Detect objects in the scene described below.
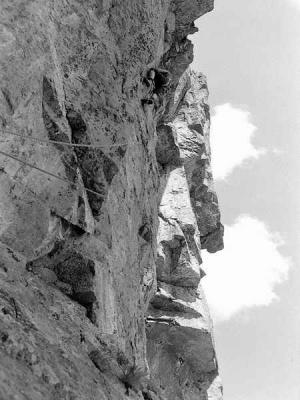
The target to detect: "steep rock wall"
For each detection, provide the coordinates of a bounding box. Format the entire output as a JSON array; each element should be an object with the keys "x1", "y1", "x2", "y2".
[
  {"x1": 0, "y1": 1, "x2": 223, "y2": 399},
  {"x1": 147, "y1": 71, "x2": 223, "y2": 400}
]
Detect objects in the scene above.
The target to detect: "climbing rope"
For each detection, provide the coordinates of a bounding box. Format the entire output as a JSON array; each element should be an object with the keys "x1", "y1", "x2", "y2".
[
  {"x1": 1, "y1": 129, "x2": 127, "y2": 149},
  {"x1": 0, "y1": 149, "x2": 104, "y2": 198}
]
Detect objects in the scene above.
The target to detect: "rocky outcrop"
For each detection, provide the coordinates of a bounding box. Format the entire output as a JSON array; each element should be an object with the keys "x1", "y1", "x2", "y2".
[
  {"x1": 0, "y1": 1, "x2": 223, "y2": 399},
  {"x1": 146, "y1": 71, "x2": 223, "y2": 400}
]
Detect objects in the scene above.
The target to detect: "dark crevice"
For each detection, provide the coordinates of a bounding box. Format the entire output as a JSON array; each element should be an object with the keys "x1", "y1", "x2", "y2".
[
  {"x1": 66, "y1": 109, "x2": 119, "y2": 218},
  {"x1": 27, "y1": 237, "x2": 98, "y2": 324},
  {"x1": 89, "y1": 350, "x2": 107, "y2": 373},
  {"x1": 0, "y1": 331, "x2": 9, "y2": 343},
  {"x1": 72, "y1": 292, "x2": 97, "y2": 324},
  {"x1": 60, "y1": 215, "x2": 87, "y2": 237},
  {"x1": 203, "y1": 103, "x2": 210, "y2": 121},
  {"x1": 188, "y1": 123, "x2": 203, "y2": 136},
  {"x1": 42, "y1": 77, "x2": 62, "y2": 117},
  {"x1": 142, "y1": 391, "x2": 153, "y2": 400},
  {"x1": 6, "y1": 247, "x2": 20, "y2": 262},
  {"x1": 1, "y1": 88, "x2": 14, "y2": 114},
  {"x1": 139, "y1": 223, "x2": 152, "y2": 243},
  {"x1": 53, "y1": 253, "x2": 97, "y2": 323},
  {"x1": 155, "y1": 124, "x2": 180, "y2": 167},
  {"x1": 120, "y1": 366, "x2": 148, "y2": 395}
]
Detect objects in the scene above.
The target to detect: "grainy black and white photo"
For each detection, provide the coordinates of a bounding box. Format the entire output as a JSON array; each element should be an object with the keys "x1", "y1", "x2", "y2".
[{"x1": 0, "y1": 1, "x2": 299, "y2": 399}]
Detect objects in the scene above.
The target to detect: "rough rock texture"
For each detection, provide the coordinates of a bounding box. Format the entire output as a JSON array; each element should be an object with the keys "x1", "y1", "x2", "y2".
[
  {"x1": 147, "y1": 71, "x2": 223, "y2": 400},
  {"x1": 0, "y1": 1, "x2": 223, "y2": 399}
]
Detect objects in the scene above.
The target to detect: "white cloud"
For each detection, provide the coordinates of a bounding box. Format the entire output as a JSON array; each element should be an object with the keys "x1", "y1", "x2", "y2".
[
  {"x1": 289, "y1": 0, "x2": 300, "y2": 9},
  {"x1": 210, "y1": 103, "x2": 265, "y2": 180},
  {"x1": 202, "y1": 215, "x2": 291, "y2": 323},
  {"x1": 271, "y1": 148, "x2": 284, "y2": 156}
]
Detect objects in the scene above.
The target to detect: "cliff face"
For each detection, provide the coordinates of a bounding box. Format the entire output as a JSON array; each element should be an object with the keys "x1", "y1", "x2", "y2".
[
  {"x1": 147, "y1": 70, "x2": 223, "y2": 400},
  {"x1": 0, "y1": 1, "x2": 223, "y2": 399}
]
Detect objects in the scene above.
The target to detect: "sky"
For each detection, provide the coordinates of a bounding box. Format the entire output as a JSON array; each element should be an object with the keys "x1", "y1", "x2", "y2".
[{"x1": 191, "y1": 1, "x2": 300, "y2": 399}]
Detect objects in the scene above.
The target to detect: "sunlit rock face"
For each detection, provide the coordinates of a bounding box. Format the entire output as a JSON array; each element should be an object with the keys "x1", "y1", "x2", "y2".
[
  {"x1": 0, "y1": 1, "x2": 222, "y2": 399},
  {"x1": 147, "y1": 71, "x2": 223, "y2": 400}
]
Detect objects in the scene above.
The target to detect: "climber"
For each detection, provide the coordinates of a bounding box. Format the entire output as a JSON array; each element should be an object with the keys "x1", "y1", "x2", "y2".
[
  {"x1": 152, "y1": 93, "x2": 160, "y2": 109},
  {"x1": 153, "y1": 68, "x2": 171, "y2": 92},
  {"x1": 147, "y1": 68, "x2": 156, "y2": 83},
  {"x1": 142, "y1": 69, "x2": 156, "y2": 92},
  {"x1": 145, "y1": 68, "x2": 171, "y2": 93},
  {"x1": 141, "y1": 68, "x2": 171, "y2": 111},
  {"x1": 141, "y1": 70, "x2": 155, "y2": 109}
]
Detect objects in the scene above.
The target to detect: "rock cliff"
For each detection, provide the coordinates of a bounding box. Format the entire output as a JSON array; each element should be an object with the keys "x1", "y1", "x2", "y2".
[{"x1": 0, "y1": 1, "x2": 223, "y2": 399}]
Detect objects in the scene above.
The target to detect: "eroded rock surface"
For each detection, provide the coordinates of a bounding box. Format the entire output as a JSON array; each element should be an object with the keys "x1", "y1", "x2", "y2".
[
  {"x1": 0, "y1": 1, "x2": 223, "y2": 399},
  {"x1": 147, "y1": 71, "x2": 223, "y2": 400}
]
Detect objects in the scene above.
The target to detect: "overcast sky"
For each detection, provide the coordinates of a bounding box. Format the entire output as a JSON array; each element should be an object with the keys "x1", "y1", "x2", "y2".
[{"x1": 192, "y1": 0, "x2": 300, "y2": 399}]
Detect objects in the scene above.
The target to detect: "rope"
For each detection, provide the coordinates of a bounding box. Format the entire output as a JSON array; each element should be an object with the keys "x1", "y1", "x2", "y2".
[
  {"x1": 1, "y1": 130, "x2": 127, "y2": 149},
  {"x1": 0, "y1": 149, "x2": 104, "y2": 198}
]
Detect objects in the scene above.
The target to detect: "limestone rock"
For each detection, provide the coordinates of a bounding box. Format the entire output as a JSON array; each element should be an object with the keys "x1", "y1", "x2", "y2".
[
  {"x1": 173, "y1": 71, "x2": 224, "y2": 253},
  {"x1": 0, "y1": 1, "x2": 223, "y2": 399},
  {"x1": 147, "y1": 71, "x2": 223, "y2": 399}
]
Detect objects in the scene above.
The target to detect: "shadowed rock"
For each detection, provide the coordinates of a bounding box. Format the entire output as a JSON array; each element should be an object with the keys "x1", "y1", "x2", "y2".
[{"x1": 0, "y1": 1, "x2": 222, "y2": 399}]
